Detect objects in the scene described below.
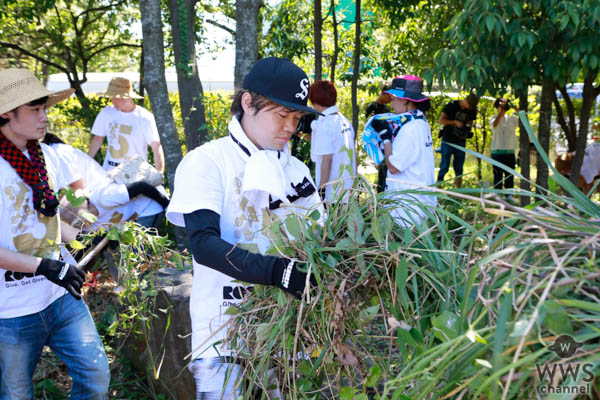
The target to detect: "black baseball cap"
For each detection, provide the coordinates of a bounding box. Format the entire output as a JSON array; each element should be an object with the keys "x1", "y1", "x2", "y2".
[{"x1": 243, "y1": 57, "x2": 321, "y2": 115}]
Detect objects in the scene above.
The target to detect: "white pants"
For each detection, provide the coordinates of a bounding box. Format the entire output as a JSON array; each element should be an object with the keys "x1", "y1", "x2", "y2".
[{"x1": 190, "y1": 358, "x2": 242, "y2": 400}]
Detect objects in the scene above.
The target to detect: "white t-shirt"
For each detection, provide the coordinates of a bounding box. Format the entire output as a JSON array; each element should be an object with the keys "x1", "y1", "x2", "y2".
[
  {"x1": 91, "y1": 105, "x2": 160, "y2": 171},
  {"x1": 0, "y1": 144, "x2": 74, "y2": 318},
  {"x1": 581, "y1": 143, "x2": 600, "y2": 184},
  {"x1": 50, "y1": 143, "x2": 163, "y2": 227},
  {"x1": 310, "y1": 105, "x2": 356, "y2": 201},
  {"x1": 167, "y1": 117, "x2": 321, "y2": 360},
  {"x1": 490, "y1": 114, "x2": 518, "y2": 153},
  {"x1": 386, "y1": 116, "x2": 437, "y2": 226}
]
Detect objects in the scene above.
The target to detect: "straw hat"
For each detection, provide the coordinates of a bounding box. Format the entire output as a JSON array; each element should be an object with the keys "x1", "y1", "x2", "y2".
[
  {"x1": 0, "y1": 68, "x2": 75, "y2": 115},
  {"x1": 102, "y1": 77, "x2": 142, "y2": 99}
]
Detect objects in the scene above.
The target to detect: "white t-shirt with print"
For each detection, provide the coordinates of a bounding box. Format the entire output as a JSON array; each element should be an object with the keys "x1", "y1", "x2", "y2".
[
  {"x1": 386, "y1": 117, "x2": 437, "y2": 226},
  {"x1": 0, "y1": 144, "x2": 75, "y2": 318},
  {"x1": 91, "y1": 105, "x2": 160, "y2": 171},
  {"x1": 310, "y1": 105, "x2": 356, "y2": 201},
  {"x1": 167, "y1": 117, "x2": 322, "y2": 360},
  {"x1": 490, "y1": 114, "x2": 518, "y2": 153},
  {"x1": 51, "y1": 143, "x2": 163, "y2": 227}
]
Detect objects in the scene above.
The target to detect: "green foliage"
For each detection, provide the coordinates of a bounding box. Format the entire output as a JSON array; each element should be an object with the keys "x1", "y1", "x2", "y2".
[
  {"x1": 0, "y1": 0, "x2": 140, "y2": 81},
  {"x1": 226, "y1": 114, "x2": 600, "y2": 399},
  {"x1": 429, "y1": 0, "x2": 600, "y2": 93}
]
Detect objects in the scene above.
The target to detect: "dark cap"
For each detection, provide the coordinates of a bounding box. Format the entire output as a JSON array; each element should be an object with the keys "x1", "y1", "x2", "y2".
[
  {"x1": 243, "y1": 57, "x2": 321, "y2": 115},
  {"x1": 384, "y1": 75, "x2": 429, "y2": 102}
]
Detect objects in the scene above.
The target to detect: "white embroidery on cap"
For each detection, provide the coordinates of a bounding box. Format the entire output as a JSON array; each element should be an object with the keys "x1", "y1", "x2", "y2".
[{"x1": 295, "y1": 78, "x2": 309, "y2": 100}]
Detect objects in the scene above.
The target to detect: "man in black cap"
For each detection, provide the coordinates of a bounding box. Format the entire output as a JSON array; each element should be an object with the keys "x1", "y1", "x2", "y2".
[{"x1": 167, "y1": 57, "x2": 323, "y2": 398}]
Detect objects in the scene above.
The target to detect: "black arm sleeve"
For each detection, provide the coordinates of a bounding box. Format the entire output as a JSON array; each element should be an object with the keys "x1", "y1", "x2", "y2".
[
  {"x1": 126, "y1": 181, "x2": 170, "y2": 209},
  {"x1": 183, "y1": 209, "x2": 287, "y2": 286}
]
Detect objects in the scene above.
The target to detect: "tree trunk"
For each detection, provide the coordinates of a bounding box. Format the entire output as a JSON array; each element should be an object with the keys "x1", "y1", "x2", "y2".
[
  {"x1": 140, "y1": 0, "x2": 187, "y2": 248},
  {"x1": 138, "y1": 47, "x2": 145, "y2": 100},
  {"x1": 70, "y1": 81, "x2": 91, "y2": 113},
  {"x1": 330, "y1": 0, "x2": 338, "y2": 83},
  {"x1": 536, "y1": 78, "x2": 553, "y2": 193},
  {"x1": 552, "y1": 86, "x2": 576, "y2": 151},
  {"x1": 168, "y1": 0, "x2": 209, "y2": 151},
  {"x1": 234, "y1": 0, "x2": 262, "y2": 91},
  {"x1": 140, "y1": 0, "x2": 183, "y2": 194},
  {"x1": 518, "y1": 90, "x2": 530, "y2": 206},
  {"x1": 569, "y1": 71, "x2": 598, "y2": 187},
  {"x1": 313, "y1": 0, "x2": 322, "y2": 81},
  {"x1": 351, "y1": 0, "x2": 361, "y2": 135}
]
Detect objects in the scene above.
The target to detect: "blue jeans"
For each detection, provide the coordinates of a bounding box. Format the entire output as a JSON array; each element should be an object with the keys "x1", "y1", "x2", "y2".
[
  {"x1": 0, "y1": 294, "x2": 109, "y2": 399},
  {"x1": 437, "y1": 141, "x2": 466, "y2": 182}
]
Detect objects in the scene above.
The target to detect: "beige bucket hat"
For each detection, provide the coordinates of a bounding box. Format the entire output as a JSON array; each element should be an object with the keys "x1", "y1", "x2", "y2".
[
  {"x1": 0, "y1": 68, "x2": 75, "y2": 115},
  {"x1": 102, "y1": 77, "x2": 142, "y2": 99}
]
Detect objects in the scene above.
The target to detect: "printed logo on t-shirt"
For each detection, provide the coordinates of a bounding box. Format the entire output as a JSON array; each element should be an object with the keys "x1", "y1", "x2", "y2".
[
  {"x1": 108, "y1": 122, "x2": 132, "y2": 160},
  {"x1": 5, "y1": 180, "x2": 59, "y2": 259},
  {"x1": 223, "y1": 285, "x2": 253, "y2": 300}
]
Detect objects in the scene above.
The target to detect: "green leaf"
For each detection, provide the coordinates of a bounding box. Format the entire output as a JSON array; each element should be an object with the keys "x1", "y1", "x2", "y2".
[
  {"x1": 485, "y1": 14, "x2": 495, "y2": 33},
  {"x1": 69, "y1": 239, "x2": 85, "y2": 250},
  {"x1": 512, "y1": 2, "x2": 522, "y2": 17},
  {"x1": 560, "y1": 14, "x2": 570, "y2": 30},
  {"x1": 339, "y1": 386, "x2": 356, "y2": 400},
  {"x1": 517, "y1": 32, "x2": 527, "y2": 47},
  {"x1": 346, "y1": 201, "x2": 364, "y2": 243},
  {"x1": 366, "y1": 365, "x2": 381, "y2": 387},
  {"x1": 372, "y1": 216, "x2": 383, "y2": 243},
  {"x1": 432, "y1": 311, "x2": 460, "y2": 341},
  {"x1": 557, "y1": 299, "x2": 600, "y2": 313},
  {"x1": 107, "y1": 228, "x2": 119, "y2": 241},
  {"x1": 121, "y1": 230, "x2": 134, "y2": 245},
  {"x1": 359, "y1": 305, "x2": 379, "y2": 323},
  {"x1": 541, "y1": 301, "x2": 574, "y2": 336},
  {"x1": 590, "y1": 54, "x2": 598, "y2": 70},
  {"x1": 285, "y1": 216, "x2": 301, "y2": 240}
]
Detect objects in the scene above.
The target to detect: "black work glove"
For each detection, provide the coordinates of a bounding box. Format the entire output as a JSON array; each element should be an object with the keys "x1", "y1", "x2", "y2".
[
  {"x1": 272, "y1": 258, "x2": 317, "y2": 299},
  {"x1": 36, "y1": 258, "x2": 86, "y2": 300},
  {"x1": 371, "y1": 119, "x2": 393, "y2": 143},
  {"x1": 126, "y1": 181, "x2": 170, "y2": 209}
]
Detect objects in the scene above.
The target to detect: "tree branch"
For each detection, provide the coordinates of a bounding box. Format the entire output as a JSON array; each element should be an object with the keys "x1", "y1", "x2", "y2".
[
  {"x1": 205, "y1": 19, "x2": 235, "y2": 36},
  {"x1": 88, "y1": 43, "x2": 142, "y2": 60},
  {"x1": 0, "y1": 42, "x2": 68, "y2": 73},
  {"x1": 558, "y1": 86, "x2": 577, "y2": 142},
  {"x1": 75, "y1": 0, "x2": 128, "y2": 18},
  {"x1": 551, "y1": 88, "x2": 573, "y2": 150}
]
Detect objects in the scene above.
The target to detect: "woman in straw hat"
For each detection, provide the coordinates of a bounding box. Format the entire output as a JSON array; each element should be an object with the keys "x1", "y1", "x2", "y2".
[
  {"x1": 88, "y1": 77, "x2": 165, "y2": 178},
  {"x1": 0, "y1": 68, "x2": 109, "y2": 399}
]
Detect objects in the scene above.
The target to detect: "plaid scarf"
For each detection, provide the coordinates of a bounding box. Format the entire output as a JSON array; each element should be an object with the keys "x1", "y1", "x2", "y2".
[{"x1": 0, "y1": 134, "x2": 59, "y2": 217}]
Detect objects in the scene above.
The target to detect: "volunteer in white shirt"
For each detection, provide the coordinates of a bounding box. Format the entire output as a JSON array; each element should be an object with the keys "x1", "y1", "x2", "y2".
[
  {"x1": 88, "y1": 77, "x2": 165, "y2": 174},
  {"x1": 490, "y1": 97, "x2": 518, "y2": 192},
  {"x1": 308, "y1": 80, "x2": 356, "y2": 202},
  {"x1": 167, "y1": 57, "x2": 322, "y2": 399},
  {"x1": 0, "y1": 68, "x2": 109, "y2": 399},
  {"x1": 371, "y1": 75, "x2": 437, "y2": 227},
  {"x1": 43, "y1": 133, "x2": 169, "y2": 229}
]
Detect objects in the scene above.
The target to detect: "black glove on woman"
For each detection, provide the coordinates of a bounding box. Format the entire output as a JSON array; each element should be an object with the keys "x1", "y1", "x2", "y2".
[{"x1": 36, "y1": 258, "x2": 86, "y2": 300}]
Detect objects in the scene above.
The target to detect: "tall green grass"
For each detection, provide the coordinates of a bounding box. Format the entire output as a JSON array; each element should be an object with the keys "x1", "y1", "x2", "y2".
[{"x1": 226, "y1": 113, "x2": 599, "y2": 399}]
